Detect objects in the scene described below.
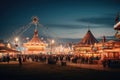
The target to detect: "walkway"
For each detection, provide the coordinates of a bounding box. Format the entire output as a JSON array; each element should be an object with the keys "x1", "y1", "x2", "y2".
[
  {"x1": 67, "y1": 62, "x2": 120, "y2": 72},
  {"x1": 0, "y1": 61, "x2": 120, "y2": 72}
]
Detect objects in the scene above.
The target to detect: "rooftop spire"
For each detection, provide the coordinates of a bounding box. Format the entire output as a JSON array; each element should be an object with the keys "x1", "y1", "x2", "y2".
[
  {"x1": 115, "y1": 12, "x2": 119, "y2": 24},
  {"x1": 32, "y1": 16, "x2": 39, "y2": 30},
  {"x1": 102, "y1": 35, "x2": 106, "y2": 43}
]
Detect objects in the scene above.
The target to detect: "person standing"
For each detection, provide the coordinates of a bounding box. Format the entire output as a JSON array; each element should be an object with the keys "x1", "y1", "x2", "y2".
[
  {"x1": 6, "y1": 53, "x2": 10, "y2": 63},
  {"x1": 102, "y1": 59, "x2": 107, "y2": 68},
  {"x1": 18, "y1": 55, "x2": 22, "y2": 65}
]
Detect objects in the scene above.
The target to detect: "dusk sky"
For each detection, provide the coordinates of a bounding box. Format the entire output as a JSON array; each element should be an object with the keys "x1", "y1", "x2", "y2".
[{"x1": 0, "y1": 0, "x2": 120, "y2": 42}]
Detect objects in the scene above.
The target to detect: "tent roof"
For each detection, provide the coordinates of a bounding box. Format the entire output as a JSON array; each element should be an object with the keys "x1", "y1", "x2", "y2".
[
  {"x1": 25, "y1": 29, "x2": 43, "y2": 44},
  {"x1": 0, "y1": 46, "x2": 20, "y2": 53},
  {"x1": 78, "y1": 30, "x2": 98, "y2": 45},
  {"x1": 114, "y1": 22, "x2": 120, "y2": 30}
]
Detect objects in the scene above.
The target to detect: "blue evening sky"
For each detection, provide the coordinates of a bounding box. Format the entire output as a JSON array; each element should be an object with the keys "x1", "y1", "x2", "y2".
[{"x1": 0, "y1": 0, "x2": 120, "y2": 41}]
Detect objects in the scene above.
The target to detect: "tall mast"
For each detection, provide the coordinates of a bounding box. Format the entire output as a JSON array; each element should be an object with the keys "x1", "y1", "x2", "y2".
[{"x1": 32, "y1": 16, "x2": 39, "y2": 30}]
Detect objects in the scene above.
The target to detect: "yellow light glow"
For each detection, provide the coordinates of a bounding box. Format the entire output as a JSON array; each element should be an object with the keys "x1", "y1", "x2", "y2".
[
  {"x1": 52, "y1": 40, "x2": 55, "y2": 44},
  {"x1": 15, "y1": 37, "x2": 18, "y2": 42}
]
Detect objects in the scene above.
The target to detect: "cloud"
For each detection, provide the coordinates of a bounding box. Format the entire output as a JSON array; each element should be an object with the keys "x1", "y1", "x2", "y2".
[
  {"x1": 45, "y1": 13, "x2": 116, "y2": 30},
  {"x1": 45, "y1": 23, "x2": 108, "y2": 30},
  {"x1": 45, "y1": 24, "x2": 87, "y2": 29},
  {"x1": 105, "y1": 35, "x2": 115, "y2": 39},
  {"x1": 76, "y1": 14, "x2": 115, "y2": 28}
]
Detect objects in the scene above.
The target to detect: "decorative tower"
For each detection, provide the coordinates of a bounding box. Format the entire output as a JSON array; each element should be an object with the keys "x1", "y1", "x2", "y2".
[
  {"x1": 23, "y1": 17, "x2": 46, "y2": 54},
  {"x1": 114, "y1": 12, "x2": 120, "y2": 39}
]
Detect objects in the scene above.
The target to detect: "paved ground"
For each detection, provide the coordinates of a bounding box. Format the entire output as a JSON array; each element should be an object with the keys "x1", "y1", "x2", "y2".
[
  {"x1": 0, "y1": 61, "x2": 120, "y2": 80},
  {"x1": 67, "y1": 62, "x2": 120, "y2": 72}
]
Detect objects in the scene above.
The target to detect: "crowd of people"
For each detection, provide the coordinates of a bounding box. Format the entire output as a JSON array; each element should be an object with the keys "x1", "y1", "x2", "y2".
[
  {"x1": 0, "y1": 53, "x2": 119, "y2": 68},
  {"x1": 0, "y1": 53, "x2": 100, "y2": 64}
]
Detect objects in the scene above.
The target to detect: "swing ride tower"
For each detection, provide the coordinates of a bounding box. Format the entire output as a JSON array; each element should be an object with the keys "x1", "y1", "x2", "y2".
[{"x1": 23, "y1": 17, "x2": 46, "y2": 54}]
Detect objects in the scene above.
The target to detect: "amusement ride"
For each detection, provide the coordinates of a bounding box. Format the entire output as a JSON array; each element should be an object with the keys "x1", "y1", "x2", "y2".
[{"x1": 7, "y1": 16, "x2": 73, "y2": 55}]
